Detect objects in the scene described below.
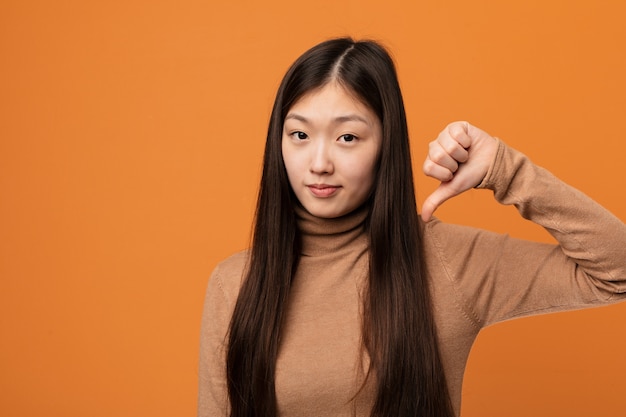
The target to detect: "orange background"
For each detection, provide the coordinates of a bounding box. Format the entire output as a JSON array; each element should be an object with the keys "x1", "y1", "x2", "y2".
[{"x1": 1, "y1": 1, "x2": 625, "y2": 416}]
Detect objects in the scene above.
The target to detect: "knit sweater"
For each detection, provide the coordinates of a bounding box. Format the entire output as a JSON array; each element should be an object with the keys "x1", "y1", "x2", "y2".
[{"x1": 198, "y1": 140, "x2": 626, "y2": 416}]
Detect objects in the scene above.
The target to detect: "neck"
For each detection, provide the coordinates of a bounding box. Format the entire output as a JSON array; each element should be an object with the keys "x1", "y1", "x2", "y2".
[{"x1": 295, "y1": 204, "x2": 369, "y2": 257}]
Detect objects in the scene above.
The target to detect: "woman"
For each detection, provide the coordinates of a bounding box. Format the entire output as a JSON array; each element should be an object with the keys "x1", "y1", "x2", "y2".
[{"x1": 198, "y1": 38, "x2": 626, "y2": 417}]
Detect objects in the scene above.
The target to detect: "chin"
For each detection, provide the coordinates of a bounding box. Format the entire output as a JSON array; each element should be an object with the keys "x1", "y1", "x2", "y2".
[{"x1": 303, "y1": 205, "x2": 345, "y2": 219}]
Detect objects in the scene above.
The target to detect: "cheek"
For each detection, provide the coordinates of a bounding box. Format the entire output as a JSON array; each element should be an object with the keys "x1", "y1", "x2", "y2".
[
  {"x1": 281, "y1": 140, "x2": 292, "y2": 173},
  {"x1": 352, "y1": 154, "x2": 380, "y2": 200},
  {"x1": 281, "y1": 144, "x2": 299, "y2": 184},
  {"x1": 344, "y1": 154, "x2": 378, "y2": 185}
]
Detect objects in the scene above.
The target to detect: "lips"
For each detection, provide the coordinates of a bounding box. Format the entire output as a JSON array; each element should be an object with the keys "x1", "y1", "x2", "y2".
[{"x1": 307, "y1": 184, "x2": 340, "y2": 197}]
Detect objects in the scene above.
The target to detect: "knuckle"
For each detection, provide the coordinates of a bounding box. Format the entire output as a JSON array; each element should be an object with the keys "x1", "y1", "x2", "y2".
[
  {"x1": 429, "y1": 145, "x2": 446, "y2": 163},
  {"x1": 423, "y1": 159, "x2": 438, "y2": 174},
  {"x1": 442, "y1": 140, "x2": 458, "y2": 155},
  {"x1": 448, "y1": 126, "x2": 463, "y2": 142},
  {"x1": 422, "y1": 158, "x2": 433, "y2": 173}
]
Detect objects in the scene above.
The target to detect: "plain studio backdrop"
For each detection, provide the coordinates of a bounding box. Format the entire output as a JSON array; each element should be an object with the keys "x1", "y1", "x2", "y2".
[{"x1": 1, "y1": 1, "x2": 625, "y2": 416}]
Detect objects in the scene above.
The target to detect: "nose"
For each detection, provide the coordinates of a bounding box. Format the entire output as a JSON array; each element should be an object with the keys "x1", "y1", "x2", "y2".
[{"x1": 309, "y1": 140, "x2": 334, "y2": 175}]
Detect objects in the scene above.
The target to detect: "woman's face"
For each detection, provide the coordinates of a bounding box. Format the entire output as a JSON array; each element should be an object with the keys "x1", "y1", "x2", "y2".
[{"x1": 282, "y1": 82, "x2": 382, "y2": 219}]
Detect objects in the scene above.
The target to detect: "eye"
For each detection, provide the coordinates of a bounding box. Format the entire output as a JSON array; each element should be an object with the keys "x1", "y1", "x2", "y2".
[
  {"x1": 339, "y1": 134, "x2": 357, "y2": 142},
  {"x1": 292, "y1": 131, "x2": 308, "y2": 140}
]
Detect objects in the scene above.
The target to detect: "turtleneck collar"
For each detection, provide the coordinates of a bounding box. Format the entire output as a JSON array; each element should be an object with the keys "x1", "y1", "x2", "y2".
[{"x1": 295, "y1": 203, "x2": 369, "y2": 257}]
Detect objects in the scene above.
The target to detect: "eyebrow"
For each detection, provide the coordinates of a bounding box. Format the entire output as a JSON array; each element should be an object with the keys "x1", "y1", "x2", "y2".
[{"x1": 285, "y1": 113, "x2": 370, "y2": 125}]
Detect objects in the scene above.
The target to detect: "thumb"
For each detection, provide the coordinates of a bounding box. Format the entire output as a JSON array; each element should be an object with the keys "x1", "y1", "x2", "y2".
[{"x1": 421, "y1": 181, "x2": 461, "y2": 222}]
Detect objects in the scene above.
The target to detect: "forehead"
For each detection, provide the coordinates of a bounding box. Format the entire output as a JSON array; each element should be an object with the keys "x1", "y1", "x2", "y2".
[{"x1": 287, "y1": 82, "x2": 379, "y2": 125}]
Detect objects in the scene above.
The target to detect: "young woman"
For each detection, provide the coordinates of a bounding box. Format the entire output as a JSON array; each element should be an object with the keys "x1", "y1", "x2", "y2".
[{"x1": 198, "y1": 38, "x2": 626, "y2": 417}]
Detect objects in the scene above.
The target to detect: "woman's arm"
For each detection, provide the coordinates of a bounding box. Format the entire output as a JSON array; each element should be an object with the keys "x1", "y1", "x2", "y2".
[{"x1": 422, "y1": 122, "x2": 626, "y2": 326}]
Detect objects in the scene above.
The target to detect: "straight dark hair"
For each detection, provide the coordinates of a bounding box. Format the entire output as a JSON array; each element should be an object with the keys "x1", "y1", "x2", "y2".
[{"x1": 226, "y1": 37, "x2": 454, "y2": 417}]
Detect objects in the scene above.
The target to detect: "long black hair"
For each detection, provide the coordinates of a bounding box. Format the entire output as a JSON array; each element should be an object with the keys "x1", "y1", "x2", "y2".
[{"x1": 226, "y1": 37, "x2": 454, "y2": 417}]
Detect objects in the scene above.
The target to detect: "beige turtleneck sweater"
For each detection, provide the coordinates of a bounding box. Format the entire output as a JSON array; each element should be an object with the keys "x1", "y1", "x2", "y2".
[{"x1": 198, "y1": 141, "x2": 626, "y2": 416}]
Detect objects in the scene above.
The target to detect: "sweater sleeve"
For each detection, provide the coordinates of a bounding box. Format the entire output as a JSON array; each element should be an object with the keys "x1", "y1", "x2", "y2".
[
  {"x1": 198, "y1": 264, "x2": 232, "y2": 417},
  {"x1": 427, "y1": 140, "x2": 626, "y2": 328}
]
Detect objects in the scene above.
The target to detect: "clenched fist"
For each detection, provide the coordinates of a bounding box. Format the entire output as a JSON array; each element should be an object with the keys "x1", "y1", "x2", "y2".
[{"x1": 421, "y1": 121, "x2": 498, "y2": 222}]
